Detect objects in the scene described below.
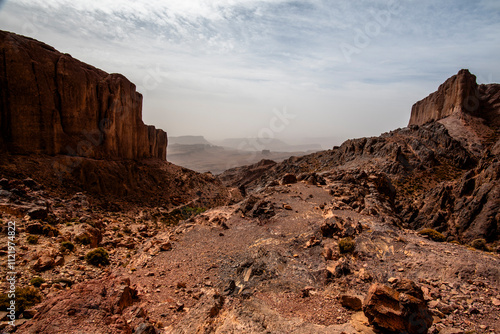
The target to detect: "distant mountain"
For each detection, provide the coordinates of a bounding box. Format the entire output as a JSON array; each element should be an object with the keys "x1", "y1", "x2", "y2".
[
  {"x1": 169, "y1": 136, "x2": 213, "y2": 146},
  {"x1": 214, "y1": 138, "x2": 322, "y2": 152}
]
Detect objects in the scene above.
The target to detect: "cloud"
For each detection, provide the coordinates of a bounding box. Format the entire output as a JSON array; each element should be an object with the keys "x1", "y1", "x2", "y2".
[{"x1": 1, "y1": 0, "x2": 499, "y2": 143}]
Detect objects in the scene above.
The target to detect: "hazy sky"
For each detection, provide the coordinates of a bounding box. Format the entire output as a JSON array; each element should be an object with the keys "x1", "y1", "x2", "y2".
[{"x1": 1, "y1": 0, "x2": 499, "y2": 147}]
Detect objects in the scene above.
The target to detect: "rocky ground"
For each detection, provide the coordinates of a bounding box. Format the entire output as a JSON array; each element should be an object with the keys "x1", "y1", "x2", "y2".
[{"x1": 0, "y1": 169, "x2": 499, "y2": 333}]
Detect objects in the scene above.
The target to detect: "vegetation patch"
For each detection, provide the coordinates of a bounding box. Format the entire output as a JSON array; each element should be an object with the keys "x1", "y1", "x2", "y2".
[
  {"x1": 30, "y1": 277, "x2": 45, "y2": 288},
  {"x1": 75, "y1": 234, "x2": 91, "y2": 245},
  {"x1": 418, "y1": 228, "x2": 446, "y2": 242},
  {"x1": 26, "y1": 234, "x2": 39, "y2": 245},
  {"x1": 42, "y1": 224, "x2": 59, "y2": 237},
  {"x1": 85, "y1": 247, "x2": 110, "y2": 266},
  {"x1": 470, "y1": 238, "x2": 490, "y2": 252},
  {"x1": 0, "y1": 286, "x2": 42, "y2": 314},
  {"x1": 339, "y1": 237, "x2": 355, "y2": 254},
  {"x1": 60, "y1": 241, "x2": 75, "y2": 252}
]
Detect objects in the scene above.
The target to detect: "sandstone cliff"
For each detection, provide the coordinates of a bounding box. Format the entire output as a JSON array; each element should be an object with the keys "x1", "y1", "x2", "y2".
[
  {"x1": 0, "y1": 30, "x2": 166, "y2": 160},
  {"x1": 408, "y1": 69, "x2": 500, "y2": 127}
]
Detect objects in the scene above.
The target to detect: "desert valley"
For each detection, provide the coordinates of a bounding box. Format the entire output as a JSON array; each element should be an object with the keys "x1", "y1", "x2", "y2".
[{"x1": 0, "y1": 29, "x2": 499, "y2": 334}]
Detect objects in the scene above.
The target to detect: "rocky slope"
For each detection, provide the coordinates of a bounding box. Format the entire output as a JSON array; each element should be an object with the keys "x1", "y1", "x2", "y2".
[
  {"x1": 221, "y1": 70, "x2": 500, "y2": 245},
  {"x1": 0, "y1": 30, "x2": 166, "y2": 160}
]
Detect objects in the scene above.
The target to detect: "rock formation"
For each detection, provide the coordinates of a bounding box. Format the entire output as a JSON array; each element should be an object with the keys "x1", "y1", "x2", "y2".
[
  {"x1": 409, "y1": 69, "x2": 500, "y2": 127},
  {"x1": 409, "y1": 69, "x2": 478, "y2": 126},
  {"x1": 0, "y1": 30, "x2": 166, "y2": 160}
]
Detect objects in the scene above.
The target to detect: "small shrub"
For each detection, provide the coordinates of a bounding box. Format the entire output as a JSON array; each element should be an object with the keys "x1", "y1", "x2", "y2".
[
  {"x1": 60, "y1": 241, "x2": 75, "y2": 252},
  {"x1": 339, "y1": 237, "x2": 355, "y2": 254},
  {"x1": 75, "y1": 234, "x2": 91, "y2": 245},
  {"x1": 26, "y1": 235, "x2": 39, "y2": 245},
  {"x1": 85, "y1": 247, "x2": 110, "y2": 266},
  {"x1": 0, "y1": 286, "x2": 42, "y2": 314},
  {"x1": 42, "y1": 224, "x2": 59, "y2": 237},
  {"x1": 470, "y1": 238, "x2": 489, "y2": 251},
  {"x1": 418, "y1": 228, "x2": 446, "y2": 242},
  {"x1": 30, "y1": 277, "x2": 45, "y2": 288}
]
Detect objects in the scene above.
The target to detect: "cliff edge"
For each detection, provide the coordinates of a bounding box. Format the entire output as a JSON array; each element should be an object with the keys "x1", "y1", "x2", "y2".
[
  {"x1": 409, "y1": 69, "x2": 500, "y2": 127},
  {"x1": 0, "y1": 30, "x2": 167, "y2": 160}
]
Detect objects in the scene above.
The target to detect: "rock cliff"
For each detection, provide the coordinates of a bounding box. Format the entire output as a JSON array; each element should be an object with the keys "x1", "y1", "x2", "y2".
[
  {"x1": 408, "y1": 69, "x2": 497, "y2": 126},
  {"x1": 0, "y1": 30, "x2": 166, "y2": 160}
]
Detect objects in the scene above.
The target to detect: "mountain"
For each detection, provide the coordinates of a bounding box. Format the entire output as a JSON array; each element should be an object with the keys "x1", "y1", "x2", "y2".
[
  {"x1": 169, "y1": 136, "x2": 213, "y2": 146},
  {"x1": 0, "y1": 30, "x2": 230, "y2": 207},
  {"x1": 221, "y1": 69, "x2": 500, "y2": 244},
  {"x1": 216, "y1": 137, "x2": 323, "y2": 152}
]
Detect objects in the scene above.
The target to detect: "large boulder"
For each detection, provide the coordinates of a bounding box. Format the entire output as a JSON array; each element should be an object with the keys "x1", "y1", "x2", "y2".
[
  {"x1": 363, "y1": 280, "x2": 433, "y2": 334},
  {"x1": 19, "y1": 275, "x2": 138, "y2": 334}
]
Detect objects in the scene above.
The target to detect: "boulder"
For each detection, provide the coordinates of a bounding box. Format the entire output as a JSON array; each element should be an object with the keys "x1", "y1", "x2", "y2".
[
  {"x1": 282, "y1": 173, "x2": 297, "y2": 185},
  {"x1": 363, "y1": 281, "x2": 433, "y2": 334},
  {"x1": 340, "y1": 294, "x2": 363, "y2": 311},
  {"x1": 19, "y1": 275, "x2": 138, "y2": 334},
  {"x1": 33, "y1": 256, "x2": 55, "y2": 272}
]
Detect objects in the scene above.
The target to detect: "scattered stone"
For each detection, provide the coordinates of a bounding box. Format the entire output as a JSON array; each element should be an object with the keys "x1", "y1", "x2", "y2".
[
  {"x1": 301, "y1": 286, "x2": 315, "y2": 298},
  {"x1": 340, "y1": 294, "x2": 363, "y2": 311},
  {"x1": 135, "y1": 322, "x2": 159, "y2": 334},
  {"x1": 33, "y1": 256, "x2": 55, "y2": 272},
  {"x1": 282, "y1": 173, "x2": 297, "y2": 185},
  {"x1": 27, "y1": 206, "x2": 48, "y2": 220},
  {"x1": 363, "y1": 281, "x2": 433, "y2": 334}
]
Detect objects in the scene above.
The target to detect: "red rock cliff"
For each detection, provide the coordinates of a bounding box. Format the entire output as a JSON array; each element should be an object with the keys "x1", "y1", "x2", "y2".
[
  {"x1": 408, "y1": 69, "x2": 479, "y2": 126},
  {"x1": 0, "y1": 30, "x2": 167, "y2": 160}
]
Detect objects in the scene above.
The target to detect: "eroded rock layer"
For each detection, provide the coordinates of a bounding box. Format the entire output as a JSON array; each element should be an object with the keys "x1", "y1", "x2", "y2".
[{"x1": 0, "y1": 30, "x2": 166, "y2": 160}]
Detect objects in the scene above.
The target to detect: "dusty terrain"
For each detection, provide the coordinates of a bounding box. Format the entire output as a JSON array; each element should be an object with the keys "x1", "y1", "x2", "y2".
[{"x1": 0, "y1": 31, "x2": 499, "y2": 334}]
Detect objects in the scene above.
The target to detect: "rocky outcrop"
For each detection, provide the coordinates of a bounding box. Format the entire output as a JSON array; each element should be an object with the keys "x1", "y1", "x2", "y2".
[
  {"x1": 19, "y1": 275, "x2": 138, "y2": 334},
  {"x1": 409, "y1": 69, "x2": 478, "y2": 126},
  {"x1": 409, "y1": 69, "x2": 500, "y2": 127},
  {"x1": 0, "y1": 30, "x2": 166, "y2": 160}
]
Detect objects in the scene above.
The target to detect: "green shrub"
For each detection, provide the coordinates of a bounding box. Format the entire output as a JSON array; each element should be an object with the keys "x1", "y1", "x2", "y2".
[
  {"x1": 0, "y1": 286, "x2": 42, "y2": 314},
  {"x1": 26, "y1": 235, "x2": 39, "y2": 245},
  {"x1": 339, "y1": 237, "x2": 355, "y2": 254},
  {"x1": 418, "y1": 228, "x2": 446, "y2": 242},
  {"x1": 85, "y1": 247, "x2": 110, "y2": 266},
  {"x1": 75, "y1": 234, "x2": 91, "y2": 245},
  {"x1": 42, "y1": 224, "x2": 59, "y2": 237},
  {"x1": 470, "y1": 238, "x2": 489, "y2": 251},
  {"x1": 30, "y1": 277, "x2": 45, "y2": 288},
  {"x1": 60, "y1": 241, "x2": 75, "y2": 252}
]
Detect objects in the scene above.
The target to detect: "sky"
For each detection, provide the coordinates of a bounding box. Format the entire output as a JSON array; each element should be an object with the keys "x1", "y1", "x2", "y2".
[{"x1": 1, "y1": 0, "x2": 499, "y2": 148}]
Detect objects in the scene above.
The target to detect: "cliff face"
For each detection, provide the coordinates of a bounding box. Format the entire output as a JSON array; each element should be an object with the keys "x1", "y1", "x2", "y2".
[
  {"x1": 0, "y1": 30, "x2": 167, "y2": 160},
  {"x1": 409, "y1": 69, "x2": 479, "y2": 126}
]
